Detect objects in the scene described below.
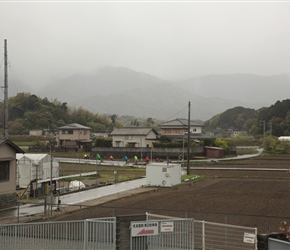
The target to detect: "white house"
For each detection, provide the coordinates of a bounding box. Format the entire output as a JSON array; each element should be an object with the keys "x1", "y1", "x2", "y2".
[
  {"x1": 16, "y1": 153, "x2": 59, "y2": 188},
  {"x1": 110, "y1": 127, "x2": 159, "y2": 148},
  {"x1": 29, "y1": 129, "x2": 43, "y2": 136},
  {"x1": 159, "y1": 118, "x2": 204, "y2": 135}
]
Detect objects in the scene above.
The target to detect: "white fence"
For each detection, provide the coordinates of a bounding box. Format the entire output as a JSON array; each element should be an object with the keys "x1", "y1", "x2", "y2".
[
  {"x1": 130, "y1": 218, "x2": 194, "y2": 250},
  {"x1": 147, "y1": 213, "x2": 258, "y2": 250},
  {"x1": 0, "y1": 218, "x2": 116, "y2": 250},
  {"x1": 0, "y1": 214, "x2": 257, "y2": 250}
]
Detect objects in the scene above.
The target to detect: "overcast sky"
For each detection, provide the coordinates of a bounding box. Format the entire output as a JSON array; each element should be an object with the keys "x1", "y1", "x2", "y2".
[{"x1": 1, "y1": 0, "x2": 290, "y2": 92}]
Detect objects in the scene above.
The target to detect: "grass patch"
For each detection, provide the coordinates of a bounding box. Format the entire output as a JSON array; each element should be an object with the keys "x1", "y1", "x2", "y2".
[{"x1": 59, "y1": 162, "x2": 145, "y2": 183}]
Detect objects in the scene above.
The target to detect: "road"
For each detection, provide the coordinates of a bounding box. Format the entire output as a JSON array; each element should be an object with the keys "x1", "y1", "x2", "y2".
[
  {"x1": 55, "y1": 157, "x2": 135, "y2": 166},
  {"x1": 0, "y1": 178, "x2": 146, "y2": 220}
]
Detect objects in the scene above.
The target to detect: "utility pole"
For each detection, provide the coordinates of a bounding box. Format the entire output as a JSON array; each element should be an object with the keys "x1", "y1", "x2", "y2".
[
  {"x1": 263, "y1": 120, "x2": 265, "y2": 150},
  {"x1": 4, "y1": 39, "x2": 8, "y2": 139},
  {"x1": 50, "y1": 141, "x2": 53, "y2": 217},
  {"x1": 261, "y1": 121, "x2": 273, "y2": 150},
  {"x1": 187, "y1": 101, "x2": 191, "y2": 175}
]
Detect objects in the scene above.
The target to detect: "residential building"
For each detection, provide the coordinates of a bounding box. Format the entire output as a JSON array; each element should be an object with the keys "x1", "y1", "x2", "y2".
[
  {"x1": 0, "y1": 139, "x2": 24, "y2": 208},
  {"x1": 229, "y1": 130, "x2": 248, "y2": 137},
  {"x1": 158, "y1": 118, "x2": 212, "y2": 140},
  {"x1": 29, "y1": 129, "x2": 43, "y2": 136},
  {"x1": 110, "y1": 127, "x2": 158, "y2": 148},
  {"x1": 58, "y1": 123, "x2": 92, "y2": 150}
]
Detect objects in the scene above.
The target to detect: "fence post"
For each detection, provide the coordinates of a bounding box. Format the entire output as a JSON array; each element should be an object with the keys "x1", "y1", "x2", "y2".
[
  {"x1": 84, "y1": 220, "x2": 88, "y2": 250},
  {"x1": 202, "y1": 220, "x2": 205, "y2": 250},
  {"x1": 17, "y1": 202, "x2": 20, "y2": 223},
  {"x1": 255, "y1": 227, "x2": 258, "y2": 250}
]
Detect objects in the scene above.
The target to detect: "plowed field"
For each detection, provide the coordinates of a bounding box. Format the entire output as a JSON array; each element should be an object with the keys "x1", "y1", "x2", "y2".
[{"x1": 50, "y1": 155, "x2": 290, "y2": 234}]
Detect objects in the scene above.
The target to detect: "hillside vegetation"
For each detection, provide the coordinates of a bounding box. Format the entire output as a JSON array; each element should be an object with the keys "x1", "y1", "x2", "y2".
[
  {"x1": 0, "y1": 93, "x2": 160, "y2": 135},
  {"x1": 205, "y1": 99, "x2": 290, "y2": 137}
]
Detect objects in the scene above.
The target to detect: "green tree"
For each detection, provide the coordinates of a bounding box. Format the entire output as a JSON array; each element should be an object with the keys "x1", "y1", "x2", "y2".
[
  {"x1": 214, "y1": 138, "x2": 228, "y2": 150},
  {"x1": 145, "y1": 117, "x2": 154, "y2": 127}
]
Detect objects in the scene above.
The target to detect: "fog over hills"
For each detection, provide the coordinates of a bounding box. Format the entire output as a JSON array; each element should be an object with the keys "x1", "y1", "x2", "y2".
[{"x1": 36, "y1": 67, "x2": 290, "y2": 121}]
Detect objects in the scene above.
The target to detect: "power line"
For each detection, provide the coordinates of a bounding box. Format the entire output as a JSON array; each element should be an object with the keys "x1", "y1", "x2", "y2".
[{"x1": 166, "y1": 104, "x2": 188, "y2": 120}]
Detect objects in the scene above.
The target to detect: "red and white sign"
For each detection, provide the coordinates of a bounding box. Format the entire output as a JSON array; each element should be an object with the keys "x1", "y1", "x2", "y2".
[
  {"x1": 160, "y1": 221, "x2": 174, "y2": 232},
  {"x1": 131, "y1": 222, "x2": 159, "y2": 237},
  {"x1": 243, "y1": 233, "x2": 255, "y2": 244}
]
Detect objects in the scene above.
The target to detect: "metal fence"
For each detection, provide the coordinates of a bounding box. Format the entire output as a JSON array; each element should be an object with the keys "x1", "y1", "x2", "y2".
[
  {"x1": 147, "y1": 213, "x2": 258, "y2": 250},
  {"x1": 130, "y1": 217, "x2": 194, "y2": 250},
  {"x1": 0, "y1": 217, "x2": 116, "y2": 250}
]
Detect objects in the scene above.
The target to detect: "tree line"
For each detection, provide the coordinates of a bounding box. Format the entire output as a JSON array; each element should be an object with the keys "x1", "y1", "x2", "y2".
[
  {"x1": 0, "y1": 93, "x2": 159, "y2": 135},
  {"x1": 205, "y1": 99, "x2": 290, "y2": 137},
  {"x1": 0, "y1": 93, "x2": 116, "y2": 135}
]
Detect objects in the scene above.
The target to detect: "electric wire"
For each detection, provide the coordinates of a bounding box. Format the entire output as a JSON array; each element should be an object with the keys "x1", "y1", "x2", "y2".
[{"x1": 166, "y1": 104, "x2": 188, "y2": 121}]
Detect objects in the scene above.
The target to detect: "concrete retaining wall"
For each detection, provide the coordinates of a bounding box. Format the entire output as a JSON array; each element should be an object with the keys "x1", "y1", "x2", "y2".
[{"x1": 0, "y1": 192, "x2": 17, "y2": 209}]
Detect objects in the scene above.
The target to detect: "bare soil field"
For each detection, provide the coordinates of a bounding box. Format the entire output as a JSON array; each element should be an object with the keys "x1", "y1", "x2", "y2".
[{"x1": 45, "y1": 155, "x2": 290, "y2": 234}]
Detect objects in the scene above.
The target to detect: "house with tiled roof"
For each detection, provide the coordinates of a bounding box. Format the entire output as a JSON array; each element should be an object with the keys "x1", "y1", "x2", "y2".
[
  {"x1": 110, "y1": 127, "x2": 158, "y2": 148},
  {"x1": 158, "y1": 118, "x2": 212, "y2": 140},
  {"x1": 58, "y1": 123, "x2": 92, "y2": 151}
]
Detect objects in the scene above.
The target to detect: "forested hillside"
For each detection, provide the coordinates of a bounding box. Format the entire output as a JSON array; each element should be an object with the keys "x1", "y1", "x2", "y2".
[
  {"x1": 205, "y1": 99, "x2": 290, "y2": 137},
  {"x1": 0, "y1": 93, "x2": 161, "y2": 135},
  {"x1": 0, "y1": 93, "x2": 115, "y2": 135},
  {"x1": 2, "y1": 92, "x2": 290, "y2": 137}
]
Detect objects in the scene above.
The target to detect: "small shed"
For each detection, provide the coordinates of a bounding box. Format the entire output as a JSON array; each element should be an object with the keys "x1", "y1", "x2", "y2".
[
  {"x1": 16, "y1": 153, "x2": 59, "y2": 189},
  {"x1": 204, "y1": 146, "x2": 225, "y2": 158},
  {"x1": 146, "y1": 163, "x2": 181, "y2": 187}
]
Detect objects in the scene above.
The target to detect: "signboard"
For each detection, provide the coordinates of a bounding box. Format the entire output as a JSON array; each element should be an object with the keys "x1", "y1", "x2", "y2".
[
  {"x1": 131, "y1": 222, "x2": 159, "y2": 237},
  {"x1": 160, "y1": 221, "x2": 174, "y2": 232},
  {"x1": 243, "y1": 233, "x2": 256, "y2": 244}
]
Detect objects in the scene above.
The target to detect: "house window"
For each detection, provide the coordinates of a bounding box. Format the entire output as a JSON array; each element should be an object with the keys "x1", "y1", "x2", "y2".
[
  {"x1": 62, "y1": 130, "x2": 73, "y2": 135},
  {"x1": 0, "y1": 161, "x2": 10, "y2": 181},
  {"x1": 125, "y1": 135, "x2": 132, "y2": 140}
]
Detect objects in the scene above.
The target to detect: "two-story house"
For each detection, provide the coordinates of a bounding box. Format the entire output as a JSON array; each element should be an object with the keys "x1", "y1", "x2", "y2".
[
  {"x1": 0, "y1": 139, "x2": 24, "y2": 208},
  {"x1": 110, "y1": 127, "x2": 158, "y2": 148},
  {"x1": 58, "y1": 123, "x2": 92, "y2": 151},
  {"x1": 158, "y1": 118, "x2": 212, "y2": 141}
]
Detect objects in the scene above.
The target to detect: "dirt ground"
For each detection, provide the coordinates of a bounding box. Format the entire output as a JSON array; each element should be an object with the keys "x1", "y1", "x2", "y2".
[{"x1": 37, "y1": 155, "x2": 290, "y2": 234}]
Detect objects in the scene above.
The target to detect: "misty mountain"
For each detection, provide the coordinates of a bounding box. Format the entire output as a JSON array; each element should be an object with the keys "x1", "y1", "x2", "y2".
[
  {"x1": 175, "y1": 74, "x2": 290, "y2": 105},
  {"x1": 36, "y1": 67, "x2": 290, "y2": 121}
]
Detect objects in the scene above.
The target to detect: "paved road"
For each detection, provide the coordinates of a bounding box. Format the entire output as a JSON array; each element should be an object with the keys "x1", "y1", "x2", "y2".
[
  {"x1": 0, "y1": 178, "x2": 146, "y2": 220},
  {"x1": 55, "y1": 157, "x2": 135, "y2": 166}
]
